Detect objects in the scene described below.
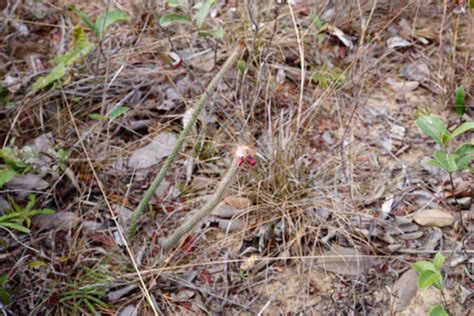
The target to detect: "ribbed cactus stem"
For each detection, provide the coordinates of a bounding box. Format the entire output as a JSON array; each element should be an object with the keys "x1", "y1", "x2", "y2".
[
  {"x1": 128, "y1": 46, "x2": 242, "y2": 238},
  {"x1": 160, "y1": 154, "x2": 241, "y2": 253}
]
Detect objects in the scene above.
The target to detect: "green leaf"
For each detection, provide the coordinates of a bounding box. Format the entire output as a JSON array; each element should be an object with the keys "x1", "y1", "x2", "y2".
[
  {"x1": 455, "y1": 154, "x2": 471, "y2": 171},
  {"x1": 88, "y1": 113, "x2": 108, "y2": 121},
  {"x1": 433, "y1": 252, "x2": 445, "y2": 270},
  {"x1": 433, "y1": 151, "x2": 458, "y2": 173},
  {"x1": 53, "y1": 26, "x2": 94, "y2": 66},
  {"x1": 415, "y1": 115, "x2": 448, "y2": 146},
  {"x1": 237, "y1": 59, "x2": 246, "y2": 74},
  {"x1": 198, "y1": 26, "x2": 224, "y2": 38},
  {"x1": 454, "y1": 85, "x2": 465, "y2": 116},
  {"x1": 0, "y1": 168, "x2": 16, "y2": 187},
  {"x1": 195, "y1": 0, "x2": 215, "y2": 28},
  {"x1": 0, "y1": 222, "x2": 30, "y2": 233},
  {"x1": 95, "y1": 10, "x2": 131, "y2": 38},
  {"x1": 0, "y1": 288, "x2": 10, "y2": 305},
  {"x1": 412, "y1": 260, "x2": 435, "y2": 274},
  {"x1": 32, "y1": 63, "x2": 67, "y2": 91},
  {"x1": 433, "y1": 275, "x2": 444, "y2": 289},
  {"x1": 109, "y1": 106, "x2": 129, "y2": 120},
  {"x1": 317, "y1": 34, "x2": 325, "y2": 44},
  {"x1": 448, "y1": 122, "x2": 474, "y2": 141},
  {"x1": 67, "y1": 5, "x2": 97, "y2": 34},
  {"x1": 312, "y1": 15, "x2": 324, "y2": 30},
  {"x1": 167, "y1": 0, "x2": 186, "y2": 7},
  {"x1": 455, "y1": 143, "x2": 474, "y2": 156},
  {"x1": 0, "y1": 274, "x2": 7, "y2": 285},
  {"x1": 429, "y1": 304, "x2": 449, "y2": 316},
  {"x1": 417, "y1": 269, "x2": 438, "y2": 289},
  {"x1": 159, "y1": 13, "x2": 192, "y2": 27}
]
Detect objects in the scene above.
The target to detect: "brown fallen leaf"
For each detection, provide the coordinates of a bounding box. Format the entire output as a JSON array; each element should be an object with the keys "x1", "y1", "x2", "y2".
[
  {"x1": 411, "y1": 209, "x2": 455, "y2": 227},
  {"x1": 32, "y1": 212, "x2": 79, "y2": 231},
  {"x1": 128, "y1": 132, "x2": 177, "y2": 169},
  {"x1": 224, "y1": 196, "x2": 252, "y2": 209},
  {"x1": 392, "y1": 269, "x2": 418, "y2": 312},
  {"x1": 316, "y1": 246, "x2": 376, "y2": 277}
]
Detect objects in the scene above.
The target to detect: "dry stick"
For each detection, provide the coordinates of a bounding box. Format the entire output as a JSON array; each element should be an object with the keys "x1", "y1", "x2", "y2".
[
  {"x1": 160, "y1": 153, "x2": 241, "y2": 253},
  {"x1": 128, "y1": 46, "x2": 242, "y2": 238}
]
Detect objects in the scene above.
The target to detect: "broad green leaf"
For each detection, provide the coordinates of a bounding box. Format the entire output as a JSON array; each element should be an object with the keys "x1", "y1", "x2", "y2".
[
  {"x1": 0, "y1": 222, "x2": 30, "y2": 233},
  {"x1": 159, "y1": 13, "x2": 192, "y2": 27},
  {"x1": 95, "y1": 10, "x2": 131, "y2": 38},
  {"x1": 417, "y1": 269, "x2": 438, "y2": 289},
  {"x1": 198, "y1": 26, "x2": 224, "y2": 38},
  {"x1": 415, "y1": 115, "x2": 448, "y2": 146},
  {"x1": 448, "y1": 121, "x2": 474, "y2": 141},
  {"x1": 109, "y1": 106, "x2": 129, "y2": 120},
  {"x1": 429, "y1": 305, "x2": 448, "y2": 316},
  {"x1": 412, "y1": 260, "x2": 435, "y2": 274},
  {"x1": 67, "y1": 5, "x2": 97, "y2": 34},
  {"x1": 455, "y1": 154, "x2": 471, "y2": 171},
  {"x1": 455, "y1": 143, "x2": 474, "y2": 156},
  {"x1": 0, "y1": 168, "x2": 16, "y2": 187},
  {"x1": 454, "y1": 85, "x2": 465, "y2": 116},
  {"x1": 88, "y1": 113, "x2": 108, "y2": 121},
  {"x1": 433, "y1": 252, "x2": 445, "y2": 270},
  {"x1": 433, "y1": 151, "x2": 458, "y2": 173},
  {"x1": 0, "y1": 274, "x2": 7, "y2": 285},
  {"x1": 195, "y1": 0, "x2": 215, "y2": 28}
]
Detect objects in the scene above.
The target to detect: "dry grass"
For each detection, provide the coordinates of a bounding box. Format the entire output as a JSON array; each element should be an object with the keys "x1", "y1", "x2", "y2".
[{"x1": 0, "y1": 0, "x2": 472, "y2": 314}]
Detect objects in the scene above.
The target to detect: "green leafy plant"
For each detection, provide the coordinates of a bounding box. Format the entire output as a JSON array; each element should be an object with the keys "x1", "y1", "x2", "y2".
[
  {"x1": 33, "y1": 7, "x2": 130, "y2": 91},
  {"x1": 60, "y1": 266, "x2": 110, "y2": 314},
  {"x1": 159, "y1": 0, "x2": 224, "y2": 39},
  {"x1": 67, "y1": 5, "x2": 131, "y2": 39},
  {"x1": 33, "y1": 26, "x2": 94, "y2": 91},
  {"x1": 413, "y1": 252, "x2": 449, "y2": 316},
  {"x1": 311, "y1": 63, "x2": 345, "y2": 89},
  {"x1": 416, "y1": 114, "x2": 474, "y2": 196},
  {"x1": 0, "y1": 194, "x2": 55, "y2": 233},
  {"x1": 0, "y1": 146, "x2": 31, "y2": 188}
]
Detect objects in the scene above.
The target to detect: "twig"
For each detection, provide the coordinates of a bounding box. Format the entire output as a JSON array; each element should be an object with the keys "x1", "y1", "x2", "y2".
[
  {"x1": 160, "y1": 147, "x2": 246, "y2": 253},
  {"x1": 128, "y1": 45, "x2": 242, "y2": 238}
]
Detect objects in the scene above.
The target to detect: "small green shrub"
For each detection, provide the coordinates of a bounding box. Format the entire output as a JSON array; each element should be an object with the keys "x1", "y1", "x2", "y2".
[
  {"x1": 159, "y1": 0, "x2": 224, "y2": 39},
  {"x1": 412, "y1": 252, "x2": 449, "y2": 316}
]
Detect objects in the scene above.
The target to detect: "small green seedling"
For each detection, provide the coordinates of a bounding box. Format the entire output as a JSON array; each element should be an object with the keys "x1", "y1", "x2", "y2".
[
  {"x1": 33, "y1": 7, "x2": 130, "y2": 91},
  {"x1": 412, "y1": 252, "x2": 448, "y2": 316},
  {"x1": 159, "y1": 0, "x2": 224, "y2": 39},
  {"x1": 88, "y1": 106, "x2": 129, "y2": 121},
  {"x1": 0, "y1": 194, "x2": 55, "y2": 233},
  {"x1": 416, "y1": 114, "x2": 474, "y2": 196}
]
